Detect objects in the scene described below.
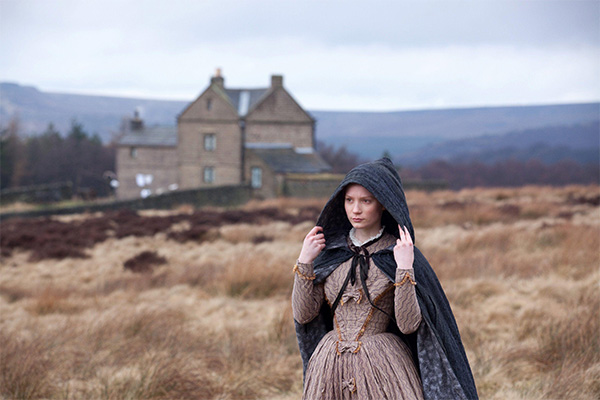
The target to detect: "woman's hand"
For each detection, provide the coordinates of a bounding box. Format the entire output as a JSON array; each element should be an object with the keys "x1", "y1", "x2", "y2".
[
  {"x1": 298, "y1": 226, "x2": 326, "y2": 264},
  {"x1": 394, "y1": 225, "x2": 414, "y2": 269}
]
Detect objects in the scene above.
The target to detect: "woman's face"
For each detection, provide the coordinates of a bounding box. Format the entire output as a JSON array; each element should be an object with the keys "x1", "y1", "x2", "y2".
[{"x1": 344, "y1": 184, "x2": 385, "y2": 235}]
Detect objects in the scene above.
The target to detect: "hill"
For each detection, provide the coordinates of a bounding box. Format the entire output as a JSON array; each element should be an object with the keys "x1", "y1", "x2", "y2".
[
  {"x1": 311, "y1": 104, "x2": 599, "y2": 160},
  {"x1": 0, "y1": 82, "x2": 187, "y2": 141},
  {"x1": 399, "y1": 121, "x2": 600, "y2": 166},
  {"x1": 1, "y1": 82, "x2": 598, "y2": 163}
]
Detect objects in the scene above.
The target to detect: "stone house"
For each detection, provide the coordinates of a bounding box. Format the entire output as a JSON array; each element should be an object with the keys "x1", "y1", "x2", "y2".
[{"x1": 116, "y1": 72, "x2": 330, "y2": 199}]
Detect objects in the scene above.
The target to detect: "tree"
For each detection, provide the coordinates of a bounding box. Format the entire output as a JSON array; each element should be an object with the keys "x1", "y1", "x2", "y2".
[
  {"x1": 63, "y1": 120, "x2": 115, "y2": 197},
  {"x1": 1, "y1": 120, "x2": 116, "y2": 198},
  {"x1": 0, "y1": 118, "x2": 26, "y2": 189},
  {"x1": 317, "y1": 141, "x2": 365, "y2": 174},
  {"x1": 26, "y1": 123, "x2": 64, "y2": 186}
]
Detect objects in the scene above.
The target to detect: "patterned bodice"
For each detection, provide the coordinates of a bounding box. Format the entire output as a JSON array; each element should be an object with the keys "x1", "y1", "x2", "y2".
[
  {"x1": 325, "y1": 234, "x2": 397, "y2": 344},
  {"x1": 293, "y1": 232, "x2": 425, "y2": 400},
  {"x1": 292, "y1": 232, "x2": 422, "y2": 355}
]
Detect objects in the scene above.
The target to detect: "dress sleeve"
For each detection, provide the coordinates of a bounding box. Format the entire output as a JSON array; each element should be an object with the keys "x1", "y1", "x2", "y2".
[
  {"x1": 394, "y1": 268, "x2": 421, "y2": 334},
  {"x1": 291, "y1": 261, "x2": 325, "y2": 324}
]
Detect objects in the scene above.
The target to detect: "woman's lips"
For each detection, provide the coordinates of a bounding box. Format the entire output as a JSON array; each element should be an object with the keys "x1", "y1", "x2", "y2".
[{"x1": 352, "y1": 218, "x2": 363, "y2": 222}]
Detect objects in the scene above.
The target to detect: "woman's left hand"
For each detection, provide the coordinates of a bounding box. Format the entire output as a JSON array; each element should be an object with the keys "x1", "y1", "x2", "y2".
[{"x1": 394, "y1": 225, "x2": 414, "y2": 269}]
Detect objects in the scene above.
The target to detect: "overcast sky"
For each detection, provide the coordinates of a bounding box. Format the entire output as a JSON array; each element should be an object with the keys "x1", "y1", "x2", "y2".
[{"x1": 1, "y1": 0, "x2": 599, "y2": 111}]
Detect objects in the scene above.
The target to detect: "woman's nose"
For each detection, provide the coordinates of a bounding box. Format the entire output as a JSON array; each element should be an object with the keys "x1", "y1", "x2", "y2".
[{"x1": 353, "y1": 203, "x2": 361, "y2": 213}]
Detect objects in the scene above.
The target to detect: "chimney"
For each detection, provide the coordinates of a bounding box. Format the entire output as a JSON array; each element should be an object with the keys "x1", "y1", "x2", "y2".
[
  {"x1": 211, "y1": 67, "x2": 225, "y2": 88},
  {"x1": 130, "y1": 109, "x2": 143, "y2": 130},
  {"x1": 271, "y1": 74, "x2": 283, "y2": 88}
]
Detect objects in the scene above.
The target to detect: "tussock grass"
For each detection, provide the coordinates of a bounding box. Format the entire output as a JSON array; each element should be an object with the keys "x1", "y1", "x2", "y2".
[
  {"x1": 0, "y1": 331, "x2": 56, "y2": 400},
  {"x1": 0, "y1": 185, "x2": 598, "y2": 399},
  {"x1": 0, "y1": 284, "x2": 32, "y2": 303},
  {"x1": 28, "y1": 286, "x2": 83, "y2": 315},
  {"x1": 217, "y1": 246, "x2": 293, "y2": 299}
]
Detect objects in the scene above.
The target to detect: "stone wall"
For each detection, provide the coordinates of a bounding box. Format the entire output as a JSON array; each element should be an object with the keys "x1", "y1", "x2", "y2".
[
  {"x1": 0, "y1": 185, "x2": 252, "y2": 222},
  {"x1": 244, "y1": 151, "x2": 278, "y2": 199},
  {"x1": 245, "y1": 122, "x2": 313, "y2": 148},
  {"x1": 246, "y1": 86, "x2": 314, "y2": 148},
  {"x1": 116, "y1": 145, "x2": 179, "y2": 199},
  {"x1": 178, "y1": 120, "x2": 242, "y2": 188},
  {"x1": 1, "y1": 182, "x2": 73, "y2": 204},
  {"x1": 178, "y1": 85, "x2": 243, "y2": 188},
  {"x1": 280, "y1": 174, "x2": 449, "y2": 198},
  {"x1": 247, "y1": 87, "x2": 312, "y2": 122},
  {"x1": 281, "y1": 173, "x2": 345, "y2": 198}
]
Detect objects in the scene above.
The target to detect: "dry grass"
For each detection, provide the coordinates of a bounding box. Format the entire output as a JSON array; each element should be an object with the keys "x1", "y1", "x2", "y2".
[
  {"x1": 0, "y1": 185, "x2": 598, "y2": 399},
  {"x1": 0, "y1": 331, "x2": 56, "y2": 399}
]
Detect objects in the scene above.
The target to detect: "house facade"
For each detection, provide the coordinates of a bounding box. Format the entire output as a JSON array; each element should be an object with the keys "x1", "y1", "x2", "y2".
[{"x1": 116, "y1": 72, "x2": 330, "y2": 199}]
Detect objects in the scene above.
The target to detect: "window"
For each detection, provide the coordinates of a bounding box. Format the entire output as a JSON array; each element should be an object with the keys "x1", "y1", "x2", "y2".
[
  {"x1": 204, "y1": 134, "x2": 216, "y2": 151},
  {"x1": 206, "y1": 98, "x2": 212, "y2": 111},
  {"x1": 130, "y1": 147, "x2": 137, "y2": 158},
  {"x1": 251, "y1": 167, "x2": 262, "y2": 189},
  {"x1": 203, "y1": 167, "x2": 215, "y2": 183}
]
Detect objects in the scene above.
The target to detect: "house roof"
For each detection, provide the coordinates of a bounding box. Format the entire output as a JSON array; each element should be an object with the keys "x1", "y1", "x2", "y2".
[
  {"x1": 118, "y1": 124, "x2": 177, "y2": 147},
  {"x1": 224, "y1": 88, "x2": 269, "y2": 116},
  {"x1": 246, "y1": 143, "x2": 331, "y2": 174},
  {"x1": 179, "y1": 74, "x2": 315, "y2": 122}
]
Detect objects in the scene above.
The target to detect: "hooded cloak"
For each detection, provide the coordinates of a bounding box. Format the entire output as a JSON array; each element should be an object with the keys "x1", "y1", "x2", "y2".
[{"x1": 294, "y1": 158, "x2": 478, "y2": 400}]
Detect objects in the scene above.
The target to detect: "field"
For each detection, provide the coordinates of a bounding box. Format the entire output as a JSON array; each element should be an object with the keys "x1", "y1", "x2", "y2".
[{"x1": 1, "y1": 185, "x2": 599, "y2": 400}]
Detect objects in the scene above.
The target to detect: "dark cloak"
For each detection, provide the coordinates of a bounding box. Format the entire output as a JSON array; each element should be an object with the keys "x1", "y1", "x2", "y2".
[{"x1": 294, "y1": 158, "x2": 478, "y2": 400}]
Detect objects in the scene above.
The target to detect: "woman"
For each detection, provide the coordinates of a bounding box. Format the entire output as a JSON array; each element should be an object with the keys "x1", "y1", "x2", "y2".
[{"x1": 292, "y1": 158, "x2": 478, "y2": 399}]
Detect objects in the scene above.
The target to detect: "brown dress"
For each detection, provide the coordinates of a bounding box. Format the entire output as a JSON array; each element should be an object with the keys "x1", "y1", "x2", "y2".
[{"x1": 292, "y1": 233, "x2": 424, "y2": 400}]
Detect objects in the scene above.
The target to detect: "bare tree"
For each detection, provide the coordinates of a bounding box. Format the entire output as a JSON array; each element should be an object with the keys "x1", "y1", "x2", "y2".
[{"x1": 317, "y1": 141, "x2": 366, "y2": 174}]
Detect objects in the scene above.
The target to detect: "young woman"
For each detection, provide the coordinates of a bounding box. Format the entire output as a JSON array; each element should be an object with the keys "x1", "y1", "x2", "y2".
[{"x1": 292, "y1": 158, "x2": 478, "y2": 399}]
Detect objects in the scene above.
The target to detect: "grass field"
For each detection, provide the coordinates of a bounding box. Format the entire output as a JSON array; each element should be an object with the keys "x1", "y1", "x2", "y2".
[{"x1": 1, "y1": 186, "x2": 598, "y2": 399}]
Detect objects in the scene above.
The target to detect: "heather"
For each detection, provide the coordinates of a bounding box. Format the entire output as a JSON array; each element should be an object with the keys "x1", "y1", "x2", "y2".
[{"x1": 0, "y1": 185, "x2": 598, "y2": 399}]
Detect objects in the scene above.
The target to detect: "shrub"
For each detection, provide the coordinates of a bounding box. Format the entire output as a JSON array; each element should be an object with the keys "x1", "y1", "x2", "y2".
[{"x1": 124, "y1": 251, "x2": 167, "y2": 273}]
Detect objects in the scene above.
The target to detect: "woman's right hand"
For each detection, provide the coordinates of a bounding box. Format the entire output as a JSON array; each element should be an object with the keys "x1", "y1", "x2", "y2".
[{"x1": 298, "y1": 226, "x2": 326, "y2": 264}]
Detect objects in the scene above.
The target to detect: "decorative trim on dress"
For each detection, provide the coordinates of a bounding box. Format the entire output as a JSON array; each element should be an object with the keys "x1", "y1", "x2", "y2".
[
  {"x1": 293, "y1": 264, "x2": 316, "y2": 280},
  {"x1": 333, "y1": 284, "x2": 395, "y2": 357},
  {"x1": 340, "y1": 288, "x2": 363, "y2": 305},
  {"x1": 342, "y1": 378, "x2": 357, "y2": 394},
  {"x1": 394, "y1": 271, "x2": 417, "y2": 287}
]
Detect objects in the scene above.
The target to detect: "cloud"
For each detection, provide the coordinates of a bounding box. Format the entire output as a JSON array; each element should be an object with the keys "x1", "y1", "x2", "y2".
[
  {"x1": 281, "y1": 43, "x2": 600, "y2": 110},
  {"x1": 1, "y1": 0, "x2": 598, "y2": 110}
]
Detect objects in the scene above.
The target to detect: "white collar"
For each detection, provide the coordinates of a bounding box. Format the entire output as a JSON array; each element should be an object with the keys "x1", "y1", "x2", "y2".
[{"x1": 349, "y1": 226, "x2": 385, "y2": 247}]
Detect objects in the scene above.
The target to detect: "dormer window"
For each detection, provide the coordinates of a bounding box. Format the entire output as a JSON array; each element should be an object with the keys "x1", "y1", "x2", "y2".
[{"x1": 204, "y1": 134, "x2": 216, "y2": 151}]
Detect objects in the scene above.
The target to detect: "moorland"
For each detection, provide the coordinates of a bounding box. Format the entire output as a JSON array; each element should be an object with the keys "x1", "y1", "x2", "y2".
[{"x1": 1, "y1": 185, "x2": 598, "y2": 399}]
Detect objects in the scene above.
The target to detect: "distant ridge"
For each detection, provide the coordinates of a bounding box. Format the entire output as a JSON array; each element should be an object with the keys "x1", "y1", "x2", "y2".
[
  {"x1": 311, "y1": 103, "x2": 599, "y2": 139},
  {"x1": 398, "y1": 121, "x2": 600, "y2": 166},
  {"x1": 311, "y1": 104, "x2": 599, "y2": 160},
  {"x1": 1, "y1": 82, "x2": 598, "y2": 164},
  {"x1": 0, "y1": 82, "x2": 187, "y2": 141}
]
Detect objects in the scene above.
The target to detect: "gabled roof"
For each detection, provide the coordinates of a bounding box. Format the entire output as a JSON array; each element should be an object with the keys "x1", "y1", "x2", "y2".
[
  {"x1": 246, "y1": 143, "x2": 331, "y2": 173},
  {"x1": 118, "y1": 125, "x2": 177, "y2": 147},
  {"x1": 224, "y1": 88, "x2": 269, "y2": 116},
  {"x1": 180, "y1": 74, "x2": 314, "y2": 122}
]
